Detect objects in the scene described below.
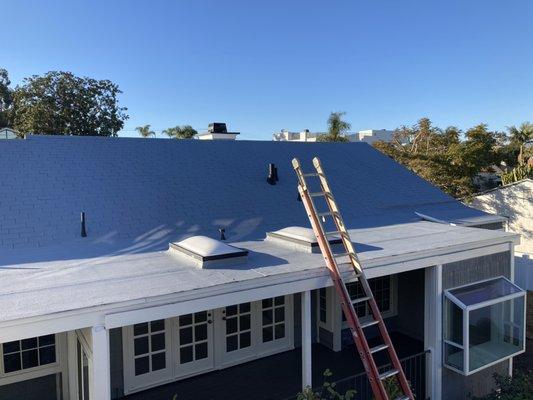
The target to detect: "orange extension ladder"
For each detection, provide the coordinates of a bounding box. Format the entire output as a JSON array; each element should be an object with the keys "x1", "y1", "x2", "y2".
[{"x1": 292, "y1": 157, "x2": 414, "y2": 400}]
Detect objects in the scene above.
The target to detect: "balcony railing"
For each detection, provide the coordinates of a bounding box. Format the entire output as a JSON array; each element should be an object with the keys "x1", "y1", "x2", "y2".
[{"x1": 286, "y1": 350, "x2": 430, "y2": 400}]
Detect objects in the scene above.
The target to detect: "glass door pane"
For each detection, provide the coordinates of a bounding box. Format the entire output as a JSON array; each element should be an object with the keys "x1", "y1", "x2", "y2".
[
  {"x1": 219, "y1": 302, "x2": 256, "y2": 364},
  {"x1": 175, "y1": 311, "x2": 214, "y2": 378}
]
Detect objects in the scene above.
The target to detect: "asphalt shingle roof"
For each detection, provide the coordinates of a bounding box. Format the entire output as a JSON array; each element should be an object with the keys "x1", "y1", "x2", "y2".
[{"x1": 0, "y1": 135, "x2": 491, "y2": 252}]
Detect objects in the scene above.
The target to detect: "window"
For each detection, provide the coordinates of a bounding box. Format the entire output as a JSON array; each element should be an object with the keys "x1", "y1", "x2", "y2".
[
  {"x1": 177, "y1": 312, "x2": 210, "y2": 364},
  {"x1": 132, "y1": 320, "x2": 167, "y2": 376},
  {"x1": 261, "y1": 297, "x2": 286, "y2": 343},
  {"x1": 443, "y1": 277, "x2": 526, "y2": 375},
  {"x1": 2, "y1": 335, "x2": 56, "y2": 374},
  {"x1": 224, "y1": 303, "x2": 252, "y2": 352},
  {"x1": 342, "y1": 276, "x2": 397, "y2": 323}
]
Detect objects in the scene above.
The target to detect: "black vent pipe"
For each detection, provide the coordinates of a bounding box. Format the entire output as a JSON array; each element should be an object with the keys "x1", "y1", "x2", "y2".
[
  {"x1": 267, "y1": 163, "x2": 277, "y2": 185},
  {"x1": 219, "y1": 228, "x2": 226, "y2": 241},
  {"x1": 80, "y1": 212, "x2": 87, "y2": 237}
]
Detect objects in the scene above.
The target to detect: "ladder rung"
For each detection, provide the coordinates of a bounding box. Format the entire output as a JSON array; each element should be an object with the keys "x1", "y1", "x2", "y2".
[
  {"x1": 370, "y1": 344, "x2": 389, "y2": 354},
  {"x1": 324, "y1": 230, "x2": 341, "y2": 236},
  {"x1": 309, "y1": 191, "x2": 325, "y2": 197},
  {"x1": 393, "y1": 396, "x2": 410, "y2": 400},
  {"x1": 334, "y1": 251, "x2": 354, "y2": 258},
  {"x1": 360, "y1": 319, "x2": 380, "y2": 329},
  {"x1": 318, "y1": 211, "x2": 338, "y2": 218},
  {"x1": 352, "y1": 296, "x2": 370, "y2": 304},
  {"x1": 303, "y1": 173, "x2": 319, "y2": 177},
  {"x1": 379, "y1": 369, "x2": 399, "y2": 380}
]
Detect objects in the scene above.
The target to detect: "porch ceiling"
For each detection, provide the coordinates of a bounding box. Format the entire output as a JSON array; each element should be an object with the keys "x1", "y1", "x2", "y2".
[{"x1": 0, "y1": 221, "x2": 518, "y2": 325}]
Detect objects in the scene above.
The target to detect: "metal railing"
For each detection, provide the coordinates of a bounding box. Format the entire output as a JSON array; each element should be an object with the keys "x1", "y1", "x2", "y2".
[{"x1": 286, "y1": 349, "x2": 430, "y2": 400}]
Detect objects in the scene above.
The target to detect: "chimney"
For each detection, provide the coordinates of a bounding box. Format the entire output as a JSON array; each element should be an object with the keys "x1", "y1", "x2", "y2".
[{"x1": 195, "y1": 123, "x2": 240, "y2": 140}]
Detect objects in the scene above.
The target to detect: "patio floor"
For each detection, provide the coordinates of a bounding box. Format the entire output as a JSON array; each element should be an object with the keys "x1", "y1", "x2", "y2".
[{"x1": 122, "y1": 332, "x2": 423, "y2": 400}]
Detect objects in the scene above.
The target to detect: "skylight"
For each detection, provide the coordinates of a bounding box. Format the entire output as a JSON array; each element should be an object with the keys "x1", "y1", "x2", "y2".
[
  {"x1": 266, "y1": 226, "x2": 341, "y2": 253},
  {"x1": 169, "y1": 236, "x2": 248, "y2": 268}
]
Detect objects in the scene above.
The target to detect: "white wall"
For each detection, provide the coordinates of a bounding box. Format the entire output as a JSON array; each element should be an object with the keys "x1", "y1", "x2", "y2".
[{"x1": 470, "y1": 180, "x2": 533, "y2": 254}]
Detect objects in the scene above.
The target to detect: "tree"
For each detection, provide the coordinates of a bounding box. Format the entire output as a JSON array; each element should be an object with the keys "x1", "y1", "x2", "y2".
[
  {"x1": 0, "y1": 68, "x2": 13, "y2": 128},
  {"x1": 162, "y1": 125, "x2": 198, "y2": 139},
  {"x1": 374, "y1": 118, "x2": 502, "y2": 198},
  {"x1": 136, "y1": 124, "x2": 156, "y2": 138},
  {"x1": 11, "y1": 71, "x2": 128, "y2": 136},
  {"x1": 317, "y1": 112, "x2": 351, "y2": 142},
  {"x1": 507, "y1": 122, "x2": 533, "y2": 165}
]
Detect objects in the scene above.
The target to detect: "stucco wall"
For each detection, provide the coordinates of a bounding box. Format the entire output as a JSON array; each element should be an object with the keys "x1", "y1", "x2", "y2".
[
  {"x1": 470, "y1": 180, "x2": 533, "y2": 254},
  {"x1": 442, "y1": 251, "x2": 511, "y2": 400}
]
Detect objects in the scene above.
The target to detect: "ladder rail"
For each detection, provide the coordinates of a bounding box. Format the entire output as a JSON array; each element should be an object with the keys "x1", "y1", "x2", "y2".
[
  {"x1": 293, "y1": 161, "x2": 389, "y2": 400},
  {"x1": 292, "y1": 157, "x2": 414, "y2": 400},
  {"x1": 312, "y1": 158, "x2": 414, "y2": 399}
]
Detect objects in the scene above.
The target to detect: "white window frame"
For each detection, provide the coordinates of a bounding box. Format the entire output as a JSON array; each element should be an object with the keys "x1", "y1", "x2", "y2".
[
  {"x1": 341, "y1": 275, "x2": 398, "y2": 328},
  {"x1": 0, "y1": 333, "x2": 68, "y2": 399},
  {"x1": 443, "y1": 276, "x2": 526, "y2": 376}
]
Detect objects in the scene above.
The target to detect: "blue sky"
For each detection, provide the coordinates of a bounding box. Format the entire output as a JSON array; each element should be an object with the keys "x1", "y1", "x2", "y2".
[{"x1": 2, "y1": 0, "x2": 532, "y2": 140}]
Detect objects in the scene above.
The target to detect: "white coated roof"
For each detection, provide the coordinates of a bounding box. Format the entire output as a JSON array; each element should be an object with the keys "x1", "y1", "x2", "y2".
[{"x1": 0, "y1": 222, "x2": 519, "y2": 323}]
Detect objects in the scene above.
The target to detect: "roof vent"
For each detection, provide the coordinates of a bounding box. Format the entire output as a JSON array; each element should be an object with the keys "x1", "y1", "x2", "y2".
[
  {"x1": 169, "y1": 236, "x2": 248, "y2": 268},
  {"x1": 266, "y1": 226, "x2": 342, "y2": 253}
]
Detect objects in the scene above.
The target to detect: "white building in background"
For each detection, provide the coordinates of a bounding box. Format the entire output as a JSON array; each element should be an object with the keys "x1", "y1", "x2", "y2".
[
  {"x1": 273, "y1": 128, "x2": 395, "y2": 144},
  {"x1": 272, "y1": 129, "x2": 322, "y2": 142},
  {"x1": 0, "y1": 127, "x2": 19, "y2": 139}
]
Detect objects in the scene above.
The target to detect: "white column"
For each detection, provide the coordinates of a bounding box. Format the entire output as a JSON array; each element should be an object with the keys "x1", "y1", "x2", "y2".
[
  {"x1": 91, "y1": 325, "x2": 111, "y2": 400},
  {"x1": 424, "y1": 265, "x2": 442, "y2": 400},
  {"x1": 509, "y1": 243, "x2": 515, "y2": 376},
  {"x1": 301, "y1": 290, "x2": 312, "y2": 390},
  {"x1": 67, "y1": 331, "x2": 79, "y2": 400}
]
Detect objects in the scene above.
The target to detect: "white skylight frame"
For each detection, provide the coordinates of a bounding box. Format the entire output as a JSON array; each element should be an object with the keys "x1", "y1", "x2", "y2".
[{"x1": 443, "y1": 276, "x2": 526, "y2": 375}]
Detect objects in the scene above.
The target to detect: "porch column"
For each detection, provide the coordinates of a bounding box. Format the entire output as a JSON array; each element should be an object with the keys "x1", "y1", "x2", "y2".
[
  {"x1": 92, "y1": 325, "x2": 111, "y2": 400},
  {"x1": 424, "y1": 265, "x2": 442, "y2": 400},
  {"x1": 301, "y1": 290, "x2": 312, "y2": 390}
]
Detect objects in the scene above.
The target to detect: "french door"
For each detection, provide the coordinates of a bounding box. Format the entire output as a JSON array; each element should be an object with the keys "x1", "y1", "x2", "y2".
[
  {"x1": 123, "y1": 319, "x2": 173, "y2": 394},
  {"x1": 123, "y1": 295, "x2": 293, "y2": 394},
  {"x1": 174, "y1": 310, "x2": 214, "y2": 378},
  {"x1": 217, "y1": 302, "x2": 256, "y2": 365}
]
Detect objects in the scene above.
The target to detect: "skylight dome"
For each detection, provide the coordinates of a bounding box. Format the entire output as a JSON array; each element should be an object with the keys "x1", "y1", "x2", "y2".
[
  {"x1": 169, "y1": 236, "x2": 248, "y2": 268},
  {"x1": 266, "y1": 226, "x2": 341, "y2": 253}
]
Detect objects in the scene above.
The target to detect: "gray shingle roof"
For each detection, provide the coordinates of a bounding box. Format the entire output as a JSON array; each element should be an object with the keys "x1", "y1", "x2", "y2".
[{"x1": 0, "y1": 135, "x2": 491, "y2": 252}]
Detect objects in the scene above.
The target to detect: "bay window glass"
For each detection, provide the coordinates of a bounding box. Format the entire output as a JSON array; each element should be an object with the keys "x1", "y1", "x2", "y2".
[{"x1": 443, "y1": 277, "x2": 525, "y2": 375}]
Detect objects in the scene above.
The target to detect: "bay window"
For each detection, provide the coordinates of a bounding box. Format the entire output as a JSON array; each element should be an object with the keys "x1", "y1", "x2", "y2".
[{"x1": 443, "y1": 276, "x2": 525, "y2": 375}]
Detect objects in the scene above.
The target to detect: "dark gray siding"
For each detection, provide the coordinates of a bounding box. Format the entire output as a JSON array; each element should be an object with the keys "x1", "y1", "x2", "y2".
[
  {"x1": 442, "y1": 251, "x2": 510, "y2": 289},
  {"x1": 0, "y1": 374, "x2": 58, "y2": 400},
  {"x1": 442, "y1": 251, "x2": 511, "y2": 400}
]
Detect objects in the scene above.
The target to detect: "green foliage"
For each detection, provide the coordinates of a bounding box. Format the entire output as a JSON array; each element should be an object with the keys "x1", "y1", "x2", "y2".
[
  {"x1": 136, "y1": 124, "x2": 156, "y2": 138},
  {"x1": 296, "y1": 370, "x2": 356, "y2": 400},
  {"x1": 11, "y1": 70, "x2": 128, "y2": 136},
  {"x1": 0, "y1": 68, "x2": 13, "y2": 128},
  {"x1": 501, "y1": 164, "x2": 532, "y2": 185},
  {"x1": 472, "y1": 371, "x2": 533, "y2": 400},
  {"x1": 317, "y1": 112, "x2": 350, "y2": 142},
  {"x1": 374, "y1": 118, "x2": 507, "y2": 198},
  {"x1": 162, "y1": 125, "x2": 198, "y2": 139}
]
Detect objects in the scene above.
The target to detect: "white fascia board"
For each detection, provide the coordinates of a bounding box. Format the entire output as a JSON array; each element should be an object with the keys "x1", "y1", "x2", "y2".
[{"x1": 0, "y1": 238, "x2": 517, "y2": 339}]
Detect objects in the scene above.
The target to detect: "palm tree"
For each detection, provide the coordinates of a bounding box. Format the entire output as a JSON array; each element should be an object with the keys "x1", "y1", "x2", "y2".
[
  {"x1": 136, "y1": 125, "x2": 156, "y2": 138},
  {"x1": 507, "y1": 122, "x2": 533, "y2": 165},
  {"x1": 162, "y1": 125, "x2": 198, "y2": 139},
  {"x1": 317, "y1": 112, "x2": 350, "y2": 142}
]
